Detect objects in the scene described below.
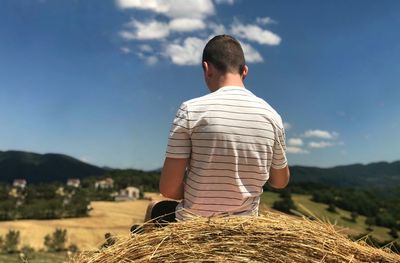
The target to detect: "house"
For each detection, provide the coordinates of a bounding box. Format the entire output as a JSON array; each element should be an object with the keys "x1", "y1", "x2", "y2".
[
  {"x1": 13, "y1": 179, "x2": 27, "y2": 189},
  {"x1": 114, "y1": 186, "x2": 140, "y2": 201},
  {"x1": 95, "y1": 178, "x2": 114, "y2": 189},
  {"x1": 67, "y1": 178, "x2": 80, "y2": 188}
]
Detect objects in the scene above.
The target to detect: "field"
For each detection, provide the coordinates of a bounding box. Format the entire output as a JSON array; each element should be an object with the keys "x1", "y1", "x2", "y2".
[
  {"x1": 260, "y1": 191, "x2": 393, "y2": 242},
  {"x1": 0, "y1": 192, "x2": 394, "y2": 262},
  {"x1": 0, "y1": 200, "x2": 150, "y2": 251}
]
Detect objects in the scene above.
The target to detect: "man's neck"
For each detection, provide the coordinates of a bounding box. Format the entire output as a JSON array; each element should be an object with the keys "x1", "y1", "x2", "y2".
[{"x1": 211, "y1": 73, "x2": 245, "y2": 92}]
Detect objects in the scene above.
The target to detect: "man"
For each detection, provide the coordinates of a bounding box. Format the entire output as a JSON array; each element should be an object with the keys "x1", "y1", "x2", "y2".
[{"x1": 147, "y1": 35, "x2": 289, "y2": 224}]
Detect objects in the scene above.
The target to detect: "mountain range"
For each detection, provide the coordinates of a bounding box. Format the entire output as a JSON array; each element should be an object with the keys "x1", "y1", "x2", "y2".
[
  {"x1": 0, "y1": 150, "x2": 106, "y2": 184},
  {"x1": 0, "y1": 150, "x2": 399, "y2": 188}
]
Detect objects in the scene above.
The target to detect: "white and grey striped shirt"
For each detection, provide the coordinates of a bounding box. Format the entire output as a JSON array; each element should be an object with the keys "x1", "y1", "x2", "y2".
[{"x1": 166, "y1": 86, "x2": 287, "y2": 220}]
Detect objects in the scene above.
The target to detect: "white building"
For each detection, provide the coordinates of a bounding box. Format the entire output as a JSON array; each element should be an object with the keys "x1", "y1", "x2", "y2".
[
  {"x1": 114, "y1": 186, "x2": 140, "y2": 201},
  {"x1": 13, "y1": 179, "x2": 27, "y2": 189},
  {"x1": 95, "y1": 178, "x2": 114, "y2": 189},
  {"x1": 67, "y1": 178, "x2": 80, "y2": 188}
]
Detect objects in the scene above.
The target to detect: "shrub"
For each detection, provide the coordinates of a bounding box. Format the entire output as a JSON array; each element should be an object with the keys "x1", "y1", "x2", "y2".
[
  {"x1": 68, "y1": 244, "x2": 79, "y2": 253},
  {"x1": 1, "y1": 229, "x2": 20, "y2": 253},
  {"x1": 44, "y1": 228, "x2": 67, "y2": 252},
  {"x1": 20, "y1": 245, "x2": 35, "y2": 261}
]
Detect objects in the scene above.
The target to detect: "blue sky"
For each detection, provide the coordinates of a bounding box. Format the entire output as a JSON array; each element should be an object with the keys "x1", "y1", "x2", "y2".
[{"x1": 1, "y1": 0, "x2": 399, "y2": 170}]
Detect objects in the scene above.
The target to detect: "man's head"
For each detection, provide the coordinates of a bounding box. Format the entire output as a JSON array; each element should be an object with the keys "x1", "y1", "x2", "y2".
[{"x1": 202, "y1": 35, "x2": 248, "y2": 91}]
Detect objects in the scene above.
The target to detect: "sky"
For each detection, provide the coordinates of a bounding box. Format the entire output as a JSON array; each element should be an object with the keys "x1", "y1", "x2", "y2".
[{"x1": 1, "y1": 0, "x2": 399, "y2": 170}]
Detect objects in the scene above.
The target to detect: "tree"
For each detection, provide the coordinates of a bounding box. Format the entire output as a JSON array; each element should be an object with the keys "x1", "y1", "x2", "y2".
[
  {"x1": 2, "y1": 230, "x2": 20, "y2": 253},
  {"x1": 389, "y1": 228, "x2": 399, "y2": 239},
  {"x1": 350, "y1": 211, "x2": 359, "y2": 222},
  {"x1": 44, "y1": 228, "x2": 67, "y2": 252},
  {"x1": 0, "y1": 235, "x2": 3, "y2": 251},
  {"x1": 327, "y1": 203, "x2": 337, "y2": 213},
  {"x1": 273, "y1": 195, "x2": 296, "y2": 214}
]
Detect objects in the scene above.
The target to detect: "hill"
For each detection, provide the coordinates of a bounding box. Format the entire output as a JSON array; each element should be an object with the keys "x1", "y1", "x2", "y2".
[
  {"x1": 290, "y1": 161, "x2": 400, "y2": 188},
  {"x1": 1, "y1": 149, "x2": 399, "y2": 189},
  {"x1": 0, "y1": 150, "x2": 106, "y2": 184}
]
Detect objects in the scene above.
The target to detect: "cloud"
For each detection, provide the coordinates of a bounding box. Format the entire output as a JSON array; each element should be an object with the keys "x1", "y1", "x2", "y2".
[
  {"x1": 288, "y1": 138, "x2": 303, "y2": 146},
  {"x1": 256, "y1": 17, "x2": 276, "y2": 25},
  {"x1": 286, "y1": 146, "x2": 309, "y2": 154},
  {"x1": 116, "y1": 0, "x2": 215, "y2": 19},
  {"x1": 138, "y1": 53, "x2": 159, "y2": 65},
  {"x1": 283, "y1": 122, "x2": 291, "y2": 130},
  {"x1": 139, "y1": 44, "x2": 153, "y2": 52},
  {"x1": 120, "y1": 47, "x2": 132, "y2": 54},
  {"x1": 304, "y1": 130, "x2": 338, "y2": 140},
  {"x1": 308, "y1": 141, "x2": 334, "y2": 149},
  {"x1": 169, "y1": 18, "x2": 206, "y2": 32},
  {"x1": 231, "y1": 22, "x2": 281, "y2": 45},
  {"x1": 120, "y1": 20, "x2": 170, "y2": 40},
  {"x1": 209, "y1": 23, "x2": 227, "y2": 35},
  {"x1": 165, "y1": 37, "x2": 207, "y2": 65},
  {"x1": 214, "y1": 0, "x2": 235, "y2": 4},
  {"x1": 116, "y1": 0, "x2": 281, "y2": 65},
  {"x1": 241, "y1": 42, "x2": 264, "y2": 63}
]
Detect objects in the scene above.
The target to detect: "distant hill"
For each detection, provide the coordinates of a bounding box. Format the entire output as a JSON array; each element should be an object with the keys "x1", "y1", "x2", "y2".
[
  {"x1": 1, "y1": 150, "x2": 399, "y2": 189},
  {"x1": 0, "y1": 150, "x2": 106, "y2": 184},
  {"x1": 290, "y1": 161, "x2": 400, "y2": 188}
]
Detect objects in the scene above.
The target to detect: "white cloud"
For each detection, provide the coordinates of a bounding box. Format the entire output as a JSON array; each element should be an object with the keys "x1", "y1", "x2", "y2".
[
  {"x1": 139, "y1": 44, "x2": 153, "y2": 52},
  {"x1": 304, "y1": 130, "x2": 338, "y2": 140},
  {"x1": 209, "y1": 23, "x2": 226, "y2": 35},
  {"x1": 116, "y1": 0, "x2": 281, "y2": 65},
  {"x1": 308, "y1": 141, "x2": 334, "y2": 149},
  {"x1": 144, "y1": 55, "x2": 159, "y2": 65},
  {"x1": 117, "y1": 0, "x2": 215, "y2": 19},
  {"x1": 256, "y1": 17, "x2": 276, "y2": 25},
  {"x1": 214, "y1": 0, "x2": 235, "y2": 5},
  {"x1": 120, "y1": 47, "x2": 132, "y2": 54},
  {"x1": 231, "y1": 22, "x2": 281, "y2": 45},
  {"x1": 165, "y1": 37, "x2": 207, "y2": 65},
  {"x1": 169, "y1": 18, "x2": 206, "y2": 32},
  {"x1": 121, "y1": 20, "x2": 170, "y2": 40},
  {"x1": 288, "y1": 138, "x2": 303, "y2": 146},
  {"x1": 286, "y1": 146, "x2": 309, "y2": 154},
  {"x1": 241, "y1": 42, "x2": 263, "y2": 63},
  {"x1": 283, "y1": 122, "x2": 291, "y2": 130}
]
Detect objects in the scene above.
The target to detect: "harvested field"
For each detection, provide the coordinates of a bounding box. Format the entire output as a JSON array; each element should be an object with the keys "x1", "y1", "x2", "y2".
[
  {"x1": 0, "y1": 200, "x2": 149, "y2": 250},
  {"x1": 73, "y1": 211, "x2": 400, "y2": 263}
]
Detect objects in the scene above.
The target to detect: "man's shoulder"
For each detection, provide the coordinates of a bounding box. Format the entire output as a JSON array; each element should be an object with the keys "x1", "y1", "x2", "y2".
[
  {"x1": 248, "y1": 93, "x2": 284, "y2": 129},
  {"x1": 182, "y1": 92, "x2": 215, "y2": 106}
]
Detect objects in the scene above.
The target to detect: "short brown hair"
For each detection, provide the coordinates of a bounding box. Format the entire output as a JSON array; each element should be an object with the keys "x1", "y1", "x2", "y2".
[{"x1": 202, "y1": 35, "x2": 246, "y2": 74}]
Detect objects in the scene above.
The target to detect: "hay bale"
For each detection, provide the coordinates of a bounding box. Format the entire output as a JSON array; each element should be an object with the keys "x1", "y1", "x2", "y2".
[{"x1": 73, "y1": 211, "x2": 400, "y2": 263}]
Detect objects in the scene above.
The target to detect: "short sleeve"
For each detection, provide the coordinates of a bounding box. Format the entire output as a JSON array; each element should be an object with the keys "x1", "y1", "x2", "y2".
[
  {"x1": 165, "y1": 103, "x2": 191, "y2": 158},
  {"x1": 271, "y1": 121, "x2": 288, "y2": 169}
]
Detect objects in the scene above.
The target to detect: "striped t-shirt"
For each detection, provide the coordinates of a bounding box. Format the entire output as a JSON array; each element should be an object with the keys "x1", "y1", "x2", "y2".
[{"x1": 166, "y1": 86, "x2": 287, "y2": 220}]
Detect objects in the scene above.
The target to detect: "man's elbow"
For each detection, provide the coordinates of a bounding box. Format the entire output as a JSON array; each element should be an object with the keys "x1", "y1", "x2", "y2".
[
  {"x1": 268, "y1": 179, "x2": 289, "y2": 189},
  {"x1": 268, "y1": 166, "x2": 290, "y2": 189},
  {"x1": 159, "y1": 183, "x2": 182, "y2": 200}
]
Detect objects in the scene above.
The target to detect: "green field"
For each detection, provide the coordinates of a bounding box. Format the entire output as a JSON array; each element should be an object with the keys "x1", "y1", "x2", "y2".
[
  {"x1": 260, "y1": 191, "x2": 393, "y2": 242},
  {"x1": 0, "y1": 252, "x2": 68, "y2": 263}
]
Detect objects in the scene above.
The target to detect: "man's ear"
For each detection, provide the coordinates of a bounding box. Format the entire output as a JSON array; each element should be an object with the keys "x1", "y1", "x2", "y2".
[
  {"x1": 203, "y1": 61, "x2": 213, "y2": 79},
  {"x1": 241, "y1": 65, "x2": 249, "y2": 81}
]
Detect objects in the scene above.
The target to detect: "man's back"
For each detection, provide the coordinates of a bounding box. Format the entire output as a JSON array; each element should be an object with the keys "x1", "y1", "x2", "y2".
[{"x1": 166, "y1": 86, "x2": 287, "y2": 220}]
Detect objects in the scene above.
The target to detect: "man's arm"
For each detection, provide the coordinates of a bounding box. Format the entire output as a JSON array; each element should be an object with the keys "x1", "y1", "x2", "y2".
[
  {"x1": 268, "y1": 165, "x2": 290, "y2": 189},
  {"x1": 159, "y1": 157, "x2": 189, "y2": 200}
]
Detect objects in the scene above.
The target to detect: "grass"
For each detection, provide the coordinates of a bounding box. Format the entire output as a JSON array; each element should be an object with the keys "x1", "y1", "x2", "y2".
[
  {"x1": 0, "y1": 252, "x2": 67, "y2": 263},
  {"x1": 260, "y1": 191, "x2": 393, "y2": 242}
]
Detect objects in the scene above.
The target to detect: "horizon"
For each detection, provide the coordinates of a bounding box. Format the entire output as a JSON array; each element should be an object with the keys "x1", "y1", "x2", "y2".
[
  {"x1": 1, "y1": 0, "x2": 400, "y2": 170},
  {"x1": 1, "y1": 148, "x2": 399, "y2": 171}
]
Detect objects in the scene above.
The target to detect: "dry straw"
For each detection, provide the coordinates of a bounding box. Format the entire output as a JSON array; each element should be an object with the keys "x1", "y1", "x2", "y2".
[{"x1": 73, "y1": 211, "x2": 400, "y2": 263}]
